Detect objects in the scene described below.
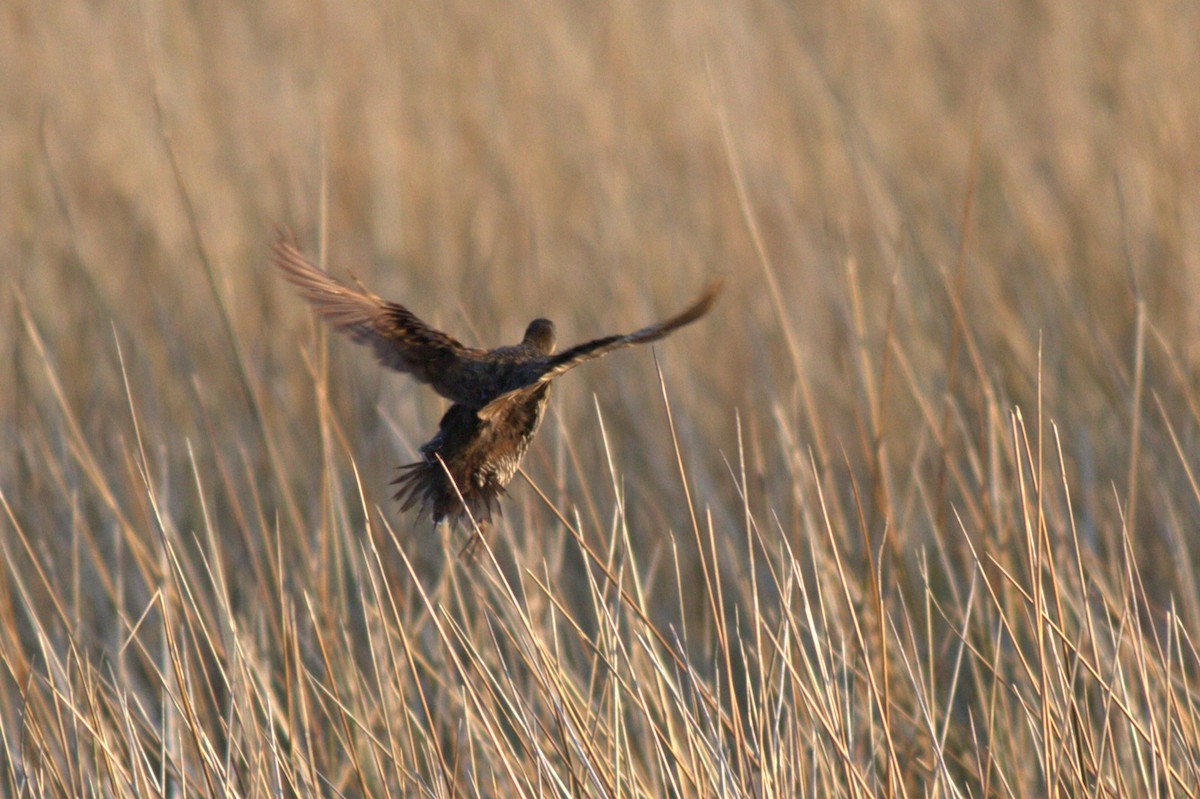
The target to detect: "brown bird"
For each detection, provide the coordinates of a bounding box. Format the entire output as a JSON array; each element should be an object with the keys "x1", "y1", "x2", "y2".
[{"x1": 272, "y1": 237, "x2": 721, "y2": 538}]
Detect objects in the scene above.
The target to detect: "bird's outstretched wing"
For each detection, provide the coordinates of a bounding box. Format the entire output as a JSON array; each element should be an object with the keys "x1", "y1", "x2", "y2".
[
  {"x1": 478, "y1": 277, "x2": 723, "y2": 421},
  {"x1": 272, "y1": 238, "x2": 484, "y2": 403}
]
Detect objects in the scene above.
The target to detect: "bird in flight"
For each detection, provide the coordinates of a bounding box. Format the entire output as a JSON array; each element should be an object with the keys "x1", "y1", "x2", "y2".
[{"x1": 272, "y1": 236, "x2": 721, "y2": 545}]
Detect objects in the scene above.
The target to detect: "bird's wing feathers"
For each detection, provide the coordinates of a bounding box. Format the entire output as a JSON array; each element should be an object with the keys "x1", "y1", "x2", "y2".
[
  {"x1": 478, "y1": 277, "x2": 722, "y2": 421},
  {"x1": 272, "y1": 238, "x2": 483, "y2": 402},
  {"x1": 544, "y1": 277, "x2": 723, "y2": 378}
]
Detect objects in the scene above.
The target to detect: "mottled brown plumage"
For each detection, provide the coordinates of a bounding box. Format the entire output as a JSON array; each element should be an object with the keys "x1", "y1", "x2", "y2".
[{"x1": 272, "y1": 237, "x2": 721, "y2": 533}]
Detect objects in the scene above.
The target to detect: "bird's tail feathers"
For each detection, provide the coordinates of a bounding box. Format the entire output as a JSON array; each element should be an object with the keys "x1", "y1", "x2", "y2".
[{"x1": 391, "y1": 459, "x2": 505, "y2": 527}]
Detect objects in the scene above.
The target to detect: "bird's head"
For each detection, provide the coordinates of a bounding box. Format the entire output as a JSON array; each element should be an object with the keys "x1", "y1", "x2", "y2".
[{"x1": 523, "y1": 318, "x2": 556, "y2": 354}]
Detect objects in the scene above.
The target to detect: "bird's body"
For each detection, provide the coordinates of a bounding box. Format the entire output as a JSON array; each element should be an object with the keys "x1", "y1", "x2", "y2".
[
  {"x1": 272, "y1": 237, "x2": 720, "y2": 535},
  {"x1": 393, "y1": 382, "x2": 552, "y2": 525}
]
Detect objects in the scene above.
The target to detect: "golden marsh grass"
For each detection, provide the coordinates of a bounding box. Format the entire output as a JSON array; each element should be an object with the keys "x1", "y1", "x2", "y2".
[{"x1": 3, "y1": 1, "x2": 1200, "y2": 795}]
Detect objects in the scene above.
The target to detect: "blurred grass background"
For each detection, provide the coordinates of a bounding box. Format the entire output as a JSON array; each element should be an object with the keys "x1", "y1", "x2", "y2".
[{"x1": 3, "y1": 0, "x2": 1200, "y2": 795}]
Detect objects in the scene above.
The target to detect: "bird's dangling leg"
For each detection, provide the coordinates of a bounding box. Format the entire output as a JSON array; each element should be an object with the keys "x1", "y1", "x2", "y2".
[{"x1": 458, "y1": 521, "x2": 490, "y2": 561}]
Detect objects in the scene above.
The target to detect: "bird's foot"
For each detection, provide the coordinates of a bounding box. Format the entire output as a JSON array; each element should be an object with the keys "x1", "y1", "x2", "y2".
[{"x1": 458, "y1": 526, "x2": 487, "y2": 561}]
